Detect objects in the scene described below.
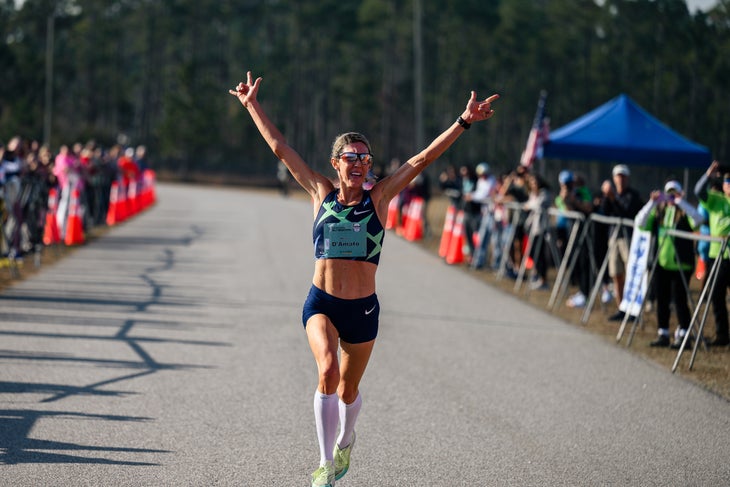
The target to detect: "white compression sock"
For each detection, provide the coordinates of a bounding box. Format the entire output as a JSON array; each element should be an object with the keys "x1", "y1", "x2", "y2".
[
  {"x1": 337, "y1": 392, "x2": 362, "y2": 449},
  {"x1": 313, "y1": 390, "x2": 339, "y2": 465}
]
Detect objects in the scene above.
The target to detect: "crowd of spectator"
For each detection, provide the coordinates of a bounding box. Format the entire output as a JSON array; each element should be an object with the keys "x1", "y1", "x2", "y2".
[
  {"x1": 4, "y1": 136, "x2": 728, "y2": 349},
  {"x1": 0, "y1": 136, "x2": 149, "y2": 263},
  {"x1": 432, "y1": 159, "x2": 730, "y2": 349}
]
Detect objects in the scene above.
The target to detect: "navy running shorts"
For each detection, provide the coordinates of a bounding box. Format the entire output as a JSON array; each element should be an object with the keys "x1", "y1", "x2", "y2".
[{"x1": 301, "y1": 285, "x2": 379, "y2": 344}]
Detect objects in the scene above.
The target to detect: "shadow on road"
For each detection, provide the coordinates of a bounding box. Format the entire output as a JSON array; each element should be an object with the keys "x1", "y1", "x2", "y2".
[
  {"x1": 0, "y1": 224, "x2": 226, "y2": 466},
  {"x1": 0, "y1": 410, "x2": 168, "y2": 466}
]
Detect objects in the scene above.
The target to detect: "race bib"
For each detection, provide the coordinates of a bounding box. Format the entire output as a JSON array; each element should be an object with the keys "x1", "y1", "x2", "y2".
[{"x1": 324, "y1": 221, "x2": 367, "y2": 257}]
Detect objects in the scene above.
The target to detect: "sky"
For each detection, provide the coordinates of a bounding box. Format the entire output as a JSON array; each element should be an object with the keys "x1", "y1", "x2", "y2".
[{"x1": 686, "y1": 0, "x2": 719, "y2": 11}]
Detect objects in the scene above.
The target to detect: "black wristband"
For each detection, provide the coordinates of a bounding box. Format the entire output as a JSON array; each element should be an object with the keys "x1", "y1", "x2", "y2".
[{"x1": 456, "y1": 116, "x2": 471, "y2": 130}]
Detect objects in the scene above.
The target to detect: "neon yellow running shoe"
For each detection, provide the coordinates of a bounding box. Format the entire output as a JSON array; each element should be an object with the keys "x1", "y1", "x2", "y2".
[
  {"x1": 311, "y1": 461, "x2": 335, "y2": 487},
  {"x1": 333, "y1": 431, "x2": 355, "y2": 480}
]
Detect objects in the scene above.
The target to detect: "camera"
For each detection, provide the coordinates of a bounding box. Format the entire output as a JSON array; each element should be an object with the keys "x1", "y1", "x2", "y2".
[{"x1": 657, "y1": 191, "x2": 676, "y2": 204}]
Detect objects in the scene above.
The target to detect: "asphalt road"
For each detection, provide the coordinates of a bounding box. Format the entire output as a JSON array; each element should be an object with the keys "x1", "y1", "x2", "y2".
[{"x1": 1, "y1": 183, "x2": 729, "y2": 486}]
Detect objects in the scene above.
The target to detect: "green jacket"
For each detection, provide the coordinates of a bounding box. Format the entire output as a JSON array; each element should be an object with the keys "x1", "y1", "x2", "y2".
[
  {"x1": 694, "y1": 172, "x2": 730, "y2": 259},
  {"x1": 701, "y1": 190, "x2": 730, "y2": 259},
  {"x1": 636, "y1": 200, "x2": 701, "y2": 270}
]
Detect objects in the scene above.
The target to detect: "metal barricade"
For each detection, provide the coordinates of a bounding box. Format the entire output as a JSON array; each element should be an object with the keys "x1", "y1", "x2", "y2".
[
  {"x1": 612, "y1": 227, "x2": 727, "y2": 372},
  {"x1": 514, "y1": 206, "x2": 551, "y2": 292},
  {"x1": 516, "y1": 207, "x2": 579, "y2": 297},
  {"x1": 580, "y1": 214, "x2": 636, "y2": 324},
  {"x1": 470, "y1": 199, "x2": 495, "y2": 271},
  {"x1": 665, "y1": 231, "x2": 728, "y2": 372},
  {"x1": 546, "y1": 208, "x2": 586, "y2": 310},
  {"x1": 496, "y1": 202, "x2": 524, "y2": 281}
]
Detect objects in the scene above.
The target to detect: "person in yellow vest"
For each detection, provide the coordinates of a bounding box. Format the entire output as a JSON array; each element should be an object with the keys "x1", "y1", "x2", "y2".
[
  {"x1": 694, "y1": 161, "x2": 730, "y2": 347},
  {"x1": 635, "y1": 180, "x2": 704, "y2": 348}
]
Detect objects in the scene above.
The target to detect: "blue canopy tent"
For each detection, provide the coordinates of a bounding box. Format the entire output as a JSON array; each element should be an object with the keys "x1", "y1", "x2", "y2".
[{"x1": 543, "y1": 94, "x2": 711, "y2": 168}]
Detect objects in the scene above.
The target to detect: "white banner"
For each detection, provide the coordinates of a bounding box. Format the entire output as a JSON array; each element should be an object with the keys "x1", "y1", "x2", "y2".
[{"x1": 619, "y1": 228, "x2": 652, "y2": 317}]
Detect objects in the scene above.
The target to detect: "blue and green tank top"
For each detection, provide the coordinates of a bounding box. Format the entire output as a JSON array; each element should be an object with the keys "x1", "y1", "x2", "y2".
[{"x1": 313, "y1": 189, "x2": 384, "y2": 265}]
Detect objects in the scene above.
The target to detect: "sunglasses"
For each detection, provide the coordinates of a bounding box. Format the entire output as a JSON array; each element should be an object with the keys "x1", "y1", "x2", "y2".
[{"x1": 339, "y1": 152, "x2": 373, "y2": 165}]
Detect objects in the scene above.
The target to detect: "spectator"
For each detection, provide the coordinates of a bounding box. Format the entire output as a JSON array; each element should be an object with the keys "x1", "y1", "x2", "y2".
[
  {"x1": 466, "y1": 162, "x2": 498, "y2": 269},
  {"x1": 38, "y1": 145, "x2": 57, "y2": 190},
  {"x1": 495, "y1": 165, "x2": 529, "y2": 278},
  {"x1": 694, "y1": 160, "x2": 730, "y2": 347},
  {"x1": 523, "y1": 172, "x2": 552, "y2": 290},
  {"x1": 23, "y1": 148, "x2": 52, "y2": 252},
  {"x1": 1, "y1": 136, "x2": 25, "y2": 259},
  {"x1": 554, "y1": 171, "x2": 575, "y2": 257},
  {"x1": 636, "y1": 180, "x2": 704, "y2": 348},
  {"x1": 555, "y1": 170, "x2": 594, "y2": 308},
  {"x1": 490, "y1": 173, "x2": 509, "y2": 271},
  {"x1": 117, "y1": 147, "x2": 140, "y2": 186},
  {"x1": 459, "y1": 164, "x2": 479, "y2": 259},
  {"x1": 71, "y1": 141, "x2": 88, "y2": 193},
  {"x1": 78, "y1": 144, "x2": 97, "y2": 229},
  {"x1": 134, "y1": 145, "x2": 149, "y2": 172},
  {"x1": 53, "y1": 144, "x2": 82, "y2": 236},
  {"x1": 277, "y1": 160, "x2": 291, "y2": 197},
  {"x1": 438, "y1": 164, "x2": 461, "y2": 208},
  {"x1": 86, "y1": 145, "x2": 108, "y2": 225},
  {"x1": 598, "y1": 164, "x2": 644, "y2": 321},
  {"x1": 0, "y1": 136, "x2": 153, "y2": 258}
]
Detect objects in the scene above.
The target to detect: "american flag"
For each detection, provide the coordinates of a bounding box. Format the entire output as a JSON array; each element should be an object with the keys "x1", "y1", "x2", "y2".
[{"x1": 520, "y1": 90, "x2": 549, "y2": 168}]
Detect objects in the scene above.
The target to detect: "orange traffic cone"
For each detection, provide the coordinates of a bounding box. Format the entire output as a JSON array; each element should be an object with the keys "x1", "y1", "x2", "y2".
[
  {"x1": 525, "y1": 256, "x2": 534, "y2": 270},
  {"x1": 438, "y1": 204, "x2": 456, "y2": 257},
  {"x1": 385, "y1": 197, "x2": 399, "y2": 230},
  {"x1": 106, "y1": 182, "x2": 121, "y2": 226},
  {"x1": 64, "y1": 189, "x2": 85, "y2": 246},
  {"x1": 404, "y1": 197, "x2": 424, "y2": 241},
  {"x1": 522, "y1": 235, "x2": 534, "y2": 270},
  {"x1": 128, "y1": 180, "x2": 139, "y2": 216},
  {"x1": 43, "y1": 188, "x2": 61, "y2": 245},
  {"x1": 695, "y1": 258, "x2": 706, "y2": 281},
  {"x1": 445, "y1": 210, "x2": 466, "y2": 265},
  {"x1": 143, "y1": 169, "x2": 157, "y2": 207}
]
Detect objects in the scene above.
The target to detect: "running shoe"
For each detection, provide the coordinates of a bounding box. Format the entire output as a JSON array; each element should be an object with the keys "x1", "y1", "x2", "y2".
[
  {"x1": 334, "y1": 431, "x2": 355, "y2": 480},
  {"x1": 311, "y1": 461, "x2": 335, "y2": 487},
  {"x1": 529, "y1": 277, "x2": 548, "y2": 291},
  {"x1": 566, "y1": 292, "x2": 586, "y2": 308},
  {"x1": 671, "y1": 336, "x2": 693, "y2": 350},
  {"x1": 608, "y1": 310, "x2": 625, "y2": 322},
  {"x1": 601, "y1": 287, "x2": 613, "y2": 304}
]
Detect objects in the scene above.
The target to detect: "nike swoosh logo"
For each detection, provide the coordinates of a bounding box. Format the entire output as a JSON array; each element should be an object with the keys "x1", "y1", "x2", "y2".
[
  {"x1": 353, "y1": 209, "x2": 370, "y2": 216},
  {"x1": 364, "y1": 305, "x2": 376, "y2": 315}
]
